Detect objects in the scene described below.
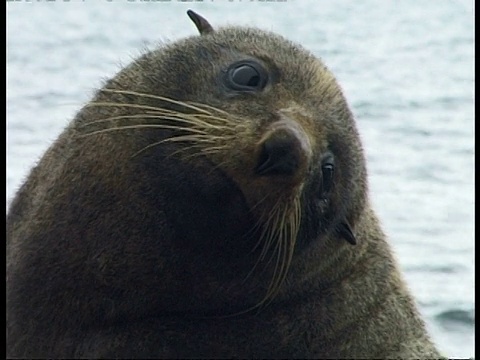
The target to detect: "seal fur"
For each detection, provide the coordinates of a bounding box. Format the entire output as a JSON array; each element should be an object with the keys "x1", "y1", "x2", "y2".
[{"x1": 6, "y1": 10, "x2": 443, "y2": 358}]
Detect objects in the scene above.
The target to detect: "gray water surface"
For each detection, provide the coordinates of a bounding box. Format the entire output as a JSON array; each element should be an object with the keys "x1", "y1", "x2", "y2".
[{"x1": 6, "y1": 0, "x2": 474, "y2": 357}]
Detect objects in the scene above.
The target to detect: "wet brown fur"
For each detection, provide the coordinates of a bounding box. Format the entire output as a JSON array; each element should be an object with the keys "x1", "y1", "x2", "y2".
[{"x1": 7, "y1": 11, "x2": 442, "y2": 358}]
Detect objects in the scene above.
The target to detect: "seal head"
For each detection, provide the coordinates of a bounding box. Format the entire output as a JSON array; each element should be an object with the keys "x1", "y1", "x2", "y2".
[{"x1": 6, "y1": 10, "x2": 441, "y2": 358}]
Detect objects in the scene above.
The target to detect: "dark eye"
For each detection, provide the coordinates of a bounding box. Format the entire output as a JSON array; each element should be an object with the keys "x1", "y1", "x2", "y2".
[
  {"x1": 320, "y1": 155, "x2": 335, "y2": 199},
  {"x1": 225, "y1": 60, "x2": 268, "y2": 92}
]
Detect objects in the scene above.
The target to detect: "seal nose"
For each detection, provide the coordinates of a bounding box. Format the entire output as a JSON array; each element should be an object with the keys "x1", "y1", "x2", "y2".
[{"x1": 255, "y1": 124, "x2": 310, "y2": 177}]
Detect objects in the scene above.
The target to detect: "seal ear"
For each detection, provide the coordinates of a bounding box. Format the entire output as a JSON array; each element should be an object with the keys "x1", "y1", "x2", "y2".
[
  {"x1": 337, "y1": 221, "x2": 357, "y2": 246},
  {"x1": 187, "y1": 10, "x2": 214, "y2": 35}
]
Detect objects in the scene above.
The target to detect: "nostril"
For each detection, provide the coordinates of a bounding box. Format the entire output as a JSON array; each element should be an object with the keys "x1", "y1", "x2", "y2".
[{"x1": 255, "y1": 131, "x2": 301, "y2": 176}]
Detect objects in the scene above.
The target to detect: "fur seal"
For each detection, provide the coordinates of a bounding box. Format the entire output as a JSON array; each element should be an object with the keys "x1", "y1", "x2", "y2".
[{"x1": 6, "y1": 10, "x2": 443, "y2": 358}]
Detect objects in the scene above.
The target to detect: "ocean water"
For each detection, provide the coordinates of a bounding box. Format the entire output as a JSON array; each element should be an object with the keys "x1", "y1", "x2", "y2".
[{"x1": 6, "y1": 0, "x2": 474, "y2": 357}]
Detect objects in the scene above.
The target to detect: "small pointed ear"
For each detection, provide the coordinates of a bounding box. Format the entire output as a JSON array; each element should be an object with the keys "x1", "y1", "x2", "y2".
[
  {"x1": 187, "y1": 10, "x2": 214, "y2": 35},
  {"x1": 337, "y1": 221, "x2": 357, "y2": 245}
]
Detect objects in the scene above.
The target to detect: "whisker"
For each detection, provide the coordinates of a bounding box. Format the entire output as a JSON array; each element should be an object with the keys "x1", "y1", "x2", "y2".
[
  {"x1": 80, "y1": 113, "x2": 231, "y2": 131},
  {"x1": 164, "y1": 135, "x2": 236, "y2": 144},
  {"x1": 264, "y1": 209, "x2": 288, "y2": 297},
  {"x1": 142, "y1": 109, "x2": 233, "y2": 127},
  {"x1": 162, "y1": 136, "x2": 223, "y2": 144},
  {"x1": 85, "y1": 101, "x2": 175, "y2": 113},
  {"x1": 97, "y1": 89, "x2": 236, "y2": 121},
  {"x1": 240, "y1": 201, "x2": 282, "y2": 287},
  {"x1": 98, "y1": 88, "x2": 239, "y2": 120},
  {"x1": 79, "y1": 124, "x2": 210, "y2": 138},
  {"x1": 215, "y1": 199, "x2": 299, "y2": 318},
  {"x1": 241, "y1": 193, "x2": 272, "y2": 244},
  {"x1": 241, "y1": 208, "x2": 284, "y2": 305},
  {"x1": 257, "y1": 197, "x2": 285, "y2": 259},
  {"x1": 176, "y1": 146, "x2": 233, "y2": 164},
  {"x1": 255, "y1": 196, "x2": 301, "y2": 311},
  {"x1": 131, "y1": 137, "x2": 218, "y2": 158}
]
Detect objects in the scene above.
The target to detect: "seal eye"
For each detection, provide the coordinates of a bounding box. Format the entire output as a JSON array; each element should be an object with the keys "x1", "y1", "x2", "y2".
[
  {"x1": 320, "y1": 156, "x2": 335, "y2": 199},
  {"x1": 225, "y1": 61, "x2": 268, "y2": 91}
]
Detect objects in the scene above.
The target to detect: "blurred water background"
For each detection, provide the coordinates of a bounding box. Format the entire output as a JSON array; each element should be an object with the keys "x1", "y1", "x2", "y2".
[{"x1": 6, "y1": 0, "x2": 474, "y2": 357}]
